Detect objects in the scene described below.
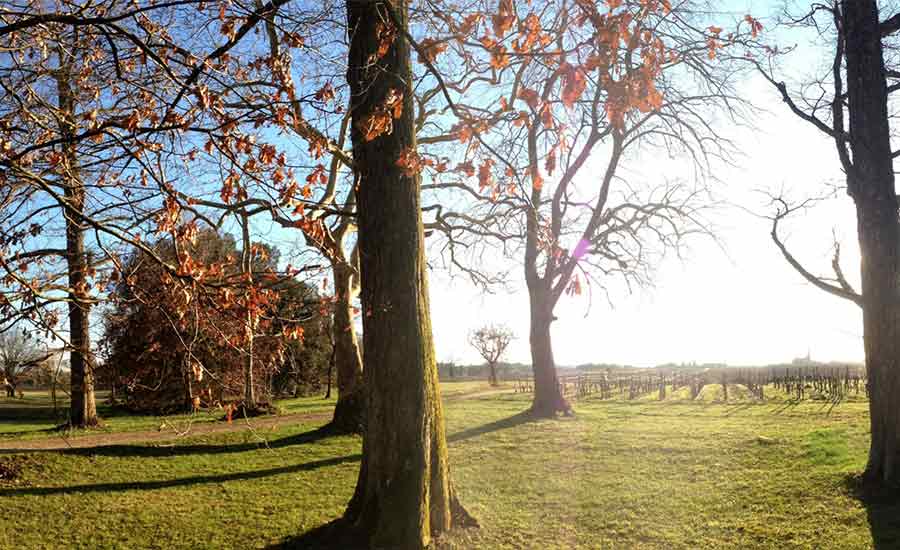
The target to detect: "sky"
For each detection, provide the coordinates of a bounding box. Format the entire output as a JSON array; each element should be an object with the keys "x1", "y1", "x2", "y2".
[
  {"x1": 155, "y1": 1, "x2": 869, "y2": 369},
  {"x1": 430, "y1": 91, "x2": 864, "y2": 367},
  {"x1": 2, "y1": 0, "x2": 869, "y2": 374},
  {"x1": 73, "y1": 0, "x2": 865, "y2": 369},
  {"x1": 428, "y1": 3, "x2": 867, "y2": 367}
]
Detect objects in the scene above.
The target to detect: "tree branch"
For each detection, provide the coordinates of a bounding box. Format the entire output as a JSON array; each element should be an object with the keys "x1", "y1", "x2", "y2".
[
  {"x1": 770, "y1": 205, "x2": 862, "y2": 306},
  {"x1": 881, "y1": 12, "x2": 900, "y2": 36}
]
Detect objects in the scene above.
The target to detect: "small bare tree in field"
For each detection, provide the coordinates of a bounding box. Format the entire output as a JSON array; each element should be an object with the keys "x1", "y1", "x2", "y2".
[
  {"x1": 0, "y1": 330, "x2": 51, "y2": 398},
  {"x1": 469, "y1": 325, "x2": 514, "y2": 386}
]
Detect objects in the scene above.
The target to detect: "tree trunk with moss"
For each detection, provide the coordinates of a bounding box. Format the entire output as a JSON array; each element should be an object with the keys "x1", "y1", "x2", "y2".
[{"x1": 343, "y1": 1, "x2": 474, "y2": 546}]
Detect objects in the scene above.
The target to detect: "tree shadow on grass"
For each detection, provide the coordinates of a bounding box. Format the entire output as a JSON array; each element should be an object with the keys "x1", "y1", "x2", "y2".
[
  {"x1": 771, "y1": 399, "x2": 803, "y2": 415},
  {"x1": 0, "y1": 424, "x2": 346, "y2": 458},
  {"x1": 261, "y1": 413, "x2": 529, "y2": 549},
  {"x1": 844, "y1": 473, "x2": 900, "y2": 549},
  {"x1": 447, "y1": 410, "x2": 536, "y2": 443},
  {"x1": 721, "y1": 402, "x2": 756, "y2": 416},
  {"x1": 267, "y1": 518, "x2": 369, "y2": 549},
  {"x1": 0, "y1": 452, "x2": 361, "y2": 497},
  {"x1": 267, "y1": 517, "x2": 476, "y2": 549}
]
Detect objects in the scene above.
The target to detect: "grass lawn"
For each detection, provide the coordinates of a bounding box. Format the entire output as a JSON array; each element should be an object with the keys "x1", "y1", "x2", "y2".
[
  {"x1": 0, "y1": 390, "x2": 338, "y2": 441},
  {"x1": 0, "y1": 382, "x2": 896, "y2": 549}
]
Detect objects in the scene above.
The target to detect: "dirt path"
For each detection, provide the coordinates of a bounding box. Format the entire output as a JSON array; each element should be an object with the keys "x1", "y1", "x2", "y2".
[
  {"x1": 0, "y1": 385, "x2": 516, "y2": 453},
  {"x1": 0, "y1": 411, "x2": 332, "y2": 453}
]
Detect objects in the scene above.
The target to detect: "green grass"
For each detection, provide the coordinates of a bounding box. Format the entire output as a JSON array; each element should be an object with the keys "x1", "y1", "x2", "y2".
[
  {"x1": 803, "y1": 428, "x2": 855, "y2": 469},
  {"x1": 0, "y1": 391, "x2": 337, "y2": 440},
  {"x1": 0, "y1": 383, "x2": 896, "y2": 549}
]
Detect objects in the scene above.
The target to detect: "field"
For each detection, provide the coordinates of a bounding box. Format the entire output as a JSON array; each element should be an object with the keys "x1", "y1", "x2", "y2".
[{"x1": 0, "y1": 381, "x2": 897, "y2": 549}]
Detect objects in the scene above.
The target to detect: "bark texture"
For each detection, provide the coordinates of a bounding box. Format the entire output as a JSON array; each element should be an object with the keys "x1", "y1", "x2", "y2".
[
  {"x1": 842, "y1": 0, "x2": 900, "y2": 483},
  {"x1": 525, "y1": 285, "x2": 569, "y2": 417},
  {"x1": 240, "y1": 212, "x2": 256, "y2": 408},
  {"x1": 487, "y1": 362, "x2": 498, "y2": 386},
  {"x1": 523, "y1": 122, "x2": 570, "y2": 417},
  {"x1": 343, "y1": 1, "x2": 473, "y2": 546},
  {"x1": 57, "y1": 45, "x2": 98, "y2": 428},
  {"x1": 328, "y1": 260, "x2": 365, "y2": 433}
]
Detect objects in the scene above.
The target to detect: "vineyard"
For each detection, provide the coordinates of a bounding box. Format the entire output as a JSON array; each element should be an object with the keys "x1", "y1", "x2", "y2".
[{"x1": 515, "y1": 365, "x2": 868, "y2": 403}]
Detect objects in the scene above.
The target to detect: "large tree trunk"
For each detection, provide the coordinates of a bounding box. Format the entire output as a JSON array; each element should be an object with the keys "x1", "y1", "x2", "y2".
[
  {"x1": 343, "y1": 1, "x2": 473, "y2": 546},
  {"x1": 527, "y1": 287, "x2": 570, "y2": 417},
  {"x1": 842, "y1": 0, "x2": 900, "y2": 483},
  {"x1": 57, "y1": 45, "x2": 98, "y2": 429},
  {"x1": 523, "y1": 115, "x2": 569, "y2": 417},
  {"x1": 65, "y1": 201, "x2": 97, "y2": 427},
  {"x1": 327, "y1": 261, "x2": 365, "y2": 433}
]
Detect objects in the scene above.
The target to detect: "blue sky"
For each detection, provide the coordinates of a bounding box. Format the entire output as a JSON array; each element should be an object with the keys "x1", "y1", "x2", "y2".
[{"x1": 16, "y1": 0, "x2": 865, "y2": 368}]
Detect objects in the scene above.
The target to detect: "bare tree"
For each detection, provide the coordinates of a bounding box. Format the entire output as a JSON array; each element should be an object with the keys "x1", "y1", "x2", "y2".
[
  {"x1": 469, "y1": 324, "x2": 514, "y2": 386},
  {"x1": 0, "y1": 330, "x2": 50, "y2": 397},
  {"x1": 404, "y1": 0, "x2": 758, "y2": 416}
]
